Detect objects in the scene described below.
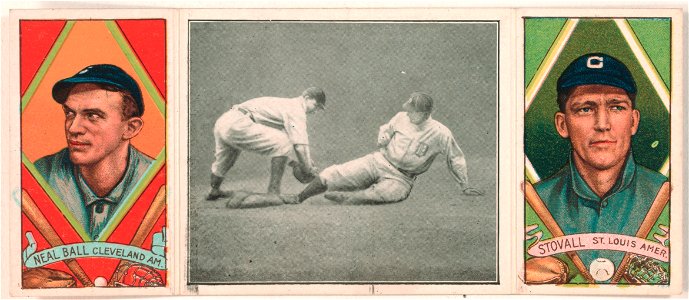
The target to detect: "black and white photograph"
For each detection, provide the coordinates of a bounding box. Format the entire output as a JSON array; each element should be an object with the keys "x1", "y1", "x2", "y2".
[{"x1": 186, "y1": 19, "x2": 499, "y2": 284}]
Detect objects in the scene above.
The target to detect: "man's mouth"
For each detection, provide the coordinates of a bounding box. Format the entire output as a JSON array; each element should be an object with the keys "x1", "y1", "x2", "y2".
[
  {"x1": 68, "y1": 140, "x2": 90, "y2": 147},
  {"x1": 590, "y1": 140, "x2": 616, "y2": 147}
]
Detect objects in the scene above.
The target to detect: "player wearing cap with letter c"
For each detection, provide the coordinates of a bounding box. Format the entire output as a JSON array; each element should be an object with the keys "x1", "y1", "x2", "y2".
[
  {"x1": 532, "y1": 53, "x2": 668, "y2": 283},
  {"x1": 276, "y1": 92, "x2": 484, "y2": 206}
]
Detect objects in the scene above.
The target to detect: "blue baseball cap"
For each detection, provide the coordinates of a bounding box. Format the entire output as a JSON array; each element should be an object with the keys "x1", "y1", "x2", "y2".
[
  {"x1": 557, "y1": 53, "x2": 636, "y2": 95},
  {"x1": 52, "y1": 64, "x2": 144, "y2": 116}
]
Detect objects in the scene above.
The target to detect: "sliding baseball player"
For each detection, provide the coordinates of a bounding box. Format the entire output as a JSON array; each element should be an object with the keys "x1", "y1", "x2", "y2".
[{"x1": 231, "y1": 92, "x2": 483, "y2": 207}]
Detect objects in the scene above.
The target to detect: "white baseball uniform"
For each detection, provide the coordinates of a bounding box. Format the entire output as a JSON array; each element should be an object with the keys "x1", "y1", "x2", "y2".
[
  {"x1": 319, "y1": 112, "x2": 469, "y2": 203},
  {"x1": 211, "y1": 97, "x2": 309, "y2": 177}
]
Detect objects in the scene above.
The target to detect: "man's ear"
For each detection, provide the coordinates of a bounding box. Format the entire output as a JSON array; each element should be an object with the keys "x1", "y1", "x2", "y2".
[
  {"x1": 554, "y1": 112, "x2": 569, "y2": 138},
  {"x1": 123, "y1": 117, "x2": 144, "y2": 140},
  {"x1": 631, "y1": 109, "x2": 640, "y2": 136}
]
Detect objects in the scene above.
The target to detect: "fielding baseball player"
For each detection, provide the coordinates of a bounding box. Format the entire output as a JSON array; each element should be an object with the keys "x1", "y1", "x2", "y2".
[
  {"x1": 207, "y1": 87, "x2": 325, "y2": 200},
  {"x1": 277, "y1": 92, "x2": 484, "y2": 205}
]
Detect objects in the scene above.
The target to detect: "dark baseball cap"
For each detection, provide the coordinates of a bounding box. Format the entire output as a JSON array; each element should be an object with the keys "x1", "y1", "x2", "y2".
[
  {"x1": 302, "y1": 87, "x2": 326, "y2": 109},
  {"x1": 52, "y1": 64, "x2": 144, "y2": 116},
  {"x1": 557, "y1": 53, "x2": 637, "y2": 95},
  {"x1": 403, "y1": 92, "x2": 433, "y2": 113}
]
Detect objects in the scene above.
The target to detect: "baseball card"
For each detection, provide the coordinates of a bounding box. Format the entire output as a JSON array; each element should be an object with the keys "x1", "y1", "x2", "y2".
[
  {"x1": 4, "y1": 9, "x2": 175, "y2": 297},
  {"x1": 1, "y1": 4, "x2": 686, "y2": 299},
  {"x1": 517, "y1": 9, "x2": 684, "y2": 294},
  {"x1": 178, "y1": 8, "x2": 513, "y2": 295}
]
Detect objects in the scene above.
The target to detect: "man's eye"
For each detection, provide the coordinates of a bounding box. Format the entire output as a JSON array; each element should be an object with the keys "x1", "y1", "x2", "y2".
[
  {"x1": 86, "y1": 113, "x2": 102, "y2": 120},
  {"x1": 64, "y1": 111, "x2": 75, "y2": 118},
  {"x1": 578, "y1": 107, "x2": 592, "y2": 113},
  {"x1": 611, "y1": 105, "x2": 626, "y2": 111}
]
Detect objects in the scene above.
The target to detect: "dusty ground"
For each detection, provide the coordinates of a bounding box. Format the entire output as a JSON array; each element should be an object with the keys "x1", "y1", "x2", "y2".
[{"x1": 188, "y1": 152, "x2": 496, "y2": 283}]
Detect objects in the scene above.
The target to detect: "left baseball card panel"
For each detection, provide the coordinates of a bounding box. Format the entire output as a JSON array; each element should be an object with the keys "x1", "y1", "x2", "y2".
[{"x1": 7, "y1": 9, "x2": 176, "y2": 297}]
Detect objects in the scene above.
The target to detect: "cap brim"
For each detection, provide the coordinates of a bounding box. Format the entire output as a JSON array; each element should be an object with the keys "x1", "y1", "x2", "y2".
[
  {"x1": 558, "y1": 73, "x2": 636, "y2": 94},
  {"x1": 52, "y1": 77, "x2": 127, "y2": 103}
]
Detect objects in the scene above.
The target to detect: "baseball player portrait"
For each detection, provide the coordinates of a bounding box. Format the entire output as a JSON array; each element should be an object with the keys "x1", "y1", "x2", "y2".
[
  {"x1": 206, "y1": 87, "x2": 325, "y2": 201},
  {"x1": 529, "y1": 53, "x2": 669, "y2": 283},
  {"x1": 34, "y1": 64, "x2": 153, "y2": 241},
  {"x1": 231, "y1": 92, "x2": 484, "y2": 208}
]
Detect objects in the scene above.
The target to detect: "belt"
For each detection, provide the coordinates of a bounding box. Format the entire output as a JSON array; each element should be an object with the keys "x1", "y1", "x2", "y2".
[
  {"x1": 396, "y1": 167, "x2": 417, "y2": 179},
  {"x1": 380, "y1": 152, "x2": 417, "y2": 179}
]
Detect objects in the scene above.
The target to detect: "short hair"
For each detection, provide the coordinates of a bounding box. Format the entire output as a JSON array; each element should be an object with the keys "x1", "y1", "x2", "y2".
[
  {"x1": 557, "y1": 87, "x2": 637, "y2": 112},
  {"x1": 302, "y1": 87, "x2": 326, "y2": 107},
  {"x1": 404, "y1": 92, "x2": 434, "y2": 113}
]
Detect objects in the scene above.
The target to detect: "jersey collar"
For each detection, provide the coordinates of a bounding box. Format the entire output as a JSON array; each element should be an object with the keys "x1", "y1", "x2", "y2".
[{"x1": 569, "y1": 150, "x2": 636, "y2": 203}]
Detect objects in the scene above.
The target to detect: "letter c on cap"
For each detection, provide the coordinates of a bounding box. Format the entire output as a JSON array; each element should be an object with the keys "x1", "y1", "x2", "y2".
[{"x1": 587, "y1": 56, "x2": 604, "y2": 69}]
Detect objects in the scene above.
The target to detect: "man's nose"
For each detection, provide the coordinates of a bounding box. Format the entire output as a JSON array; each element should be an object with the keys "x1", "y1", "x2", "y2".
[
  {"x1": 594, "y1": 109, "x2": 611, "y2": 131},
  {"x1": 67, "y1": 115, "x2": 86, "y2": 135}
]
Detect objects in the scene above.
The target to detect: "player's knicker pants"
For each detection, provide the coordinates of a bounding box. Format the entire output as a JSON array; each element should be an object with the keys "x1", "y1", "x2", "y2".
[
  {"x1": 211, "y1": 109, "x2": 294, "y2": 176},
  {"x1": 319, "y1": 152, "x2": 414, "y2": 203}
]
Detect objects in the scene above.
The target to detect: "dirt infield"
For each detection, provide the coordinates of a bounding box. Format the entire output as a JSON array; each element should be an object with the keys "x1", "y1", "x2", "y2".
[{"x1": 188, "y1": 153, "x2": 496, "y2": 283}]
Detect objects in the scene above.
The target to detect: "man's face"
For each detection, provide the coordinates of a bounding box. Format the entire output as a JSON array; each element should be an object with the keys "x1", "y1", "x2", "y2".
[
  {"x1": 63, "y1": 83, "x2": 130, "y2": 166},
  {"x1": 406, "y1": 109, "x2": 430, "y2": 125},
  {"x1": 304, "y1": 97, "x2": 324, "y2": 114},
  {"x1": 555, "y1": 84, "x2": 640, "y2": 171}
]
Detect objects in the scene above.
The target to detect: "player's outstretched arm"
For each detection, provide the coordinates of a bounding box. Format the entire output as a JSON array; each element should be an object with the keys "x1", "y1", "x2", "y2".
[
  {"x1": 444, "y1": 134, "x2": 484, "y2": 196},
  {"x1": 294, "y1": 144, "x2": 318, "y2": 176}
]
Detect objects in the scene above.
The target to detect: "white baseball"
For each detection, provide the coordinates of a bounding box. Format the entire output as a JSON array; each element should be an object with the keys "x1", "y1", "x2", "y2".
[
  {"x1": 94, "y1": 276, "x2": 108, "y2": 287},
  {"x1": 589, "y1": 258, "x2": 615, "y2": 282}
]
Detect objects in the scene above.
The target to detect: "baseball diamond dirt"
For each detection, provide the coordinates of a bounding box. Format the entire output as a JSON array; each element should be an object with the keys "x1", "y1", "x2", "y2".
[{"x1": 188, "y1": 21, "x2": 498, "y2": 283}]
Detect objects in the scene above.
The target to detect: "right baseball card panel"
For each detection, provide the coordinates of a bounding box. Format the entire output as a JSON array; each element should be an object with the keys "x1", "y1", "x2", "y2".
[{"x1": 522, "y1": 15, "x2": 682, "y2": 290}]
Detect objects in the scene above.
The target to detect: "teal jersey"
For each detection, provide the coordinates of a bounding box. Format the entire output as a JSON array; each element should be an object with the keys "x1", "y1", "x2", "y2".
[
  {"x1": 534, "y1": 152, "x2": 667, "y2": 282},
  {"x1": 34, "y1": 146, "x2": 153, "y2": 240}
]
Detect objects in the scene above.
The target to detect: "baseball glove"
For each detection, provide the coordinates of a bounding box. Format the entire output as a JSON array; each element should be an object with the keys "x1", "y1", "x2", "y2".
[
  {"x1": 289, "y1": 161, "x2": 316, "y2": 184},
  {"x1": 109, "y1": 261, "x2": 164, "y2": 287},
  {"x1": 623, "y1": 254, "x2": 669, "y2": 284},
  {"x1": 22, "y1": 267, "x2": 76, "y2": 288},
  {"x1": 524, "y1": 256, "x2": 569, "y2": 284}
]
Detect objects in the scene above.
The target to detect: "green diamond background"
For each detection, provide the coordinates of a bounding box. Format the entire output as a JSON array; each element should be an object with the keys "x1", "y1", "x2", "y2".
[{"x1": 524, "y1": 18, "x2": 672, "y2": 285}]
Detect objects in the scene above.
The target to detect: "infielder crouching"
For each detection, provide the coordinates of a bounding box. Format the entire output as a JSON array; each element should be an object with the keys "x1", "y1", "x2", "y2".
[
  {"x1": 207, "y1": 87, "x2": 325, "y2": 200},
  {"x1": 279, "y1": 92, "x2": 484, "y2": 205}
]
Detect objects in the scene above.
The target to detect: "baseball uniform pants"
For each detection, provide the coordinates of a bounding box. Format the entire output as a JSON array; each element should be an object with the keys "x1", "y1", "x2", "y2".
[
  {"x1": 319, "y1": 152, "x2": 414, "y2": 203},
  {"x1": 211, "y1": 109, "x2": 294, "y2": 177}
]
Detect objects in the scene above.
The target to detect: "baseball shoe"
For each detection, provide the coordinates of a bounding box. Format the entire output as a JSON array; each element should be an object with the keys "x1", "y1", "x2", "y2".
[
  {"x1": 206, "y1": 189, "x2": 234, "y2": 201},
  {"x1": 323, "y1": 192, "x2": 349, "y2": 204},
  {"x1": 280, "y1": 194, "x2": 301, "y2": 204},
  {"x1": 225, "y1": 191, "x2": 251, "y2": 209}
]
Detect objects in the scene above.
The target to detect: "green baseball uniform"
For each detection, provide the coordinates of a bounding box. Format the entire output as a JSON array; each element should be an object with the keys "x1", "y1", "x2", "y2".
[{"x1": 534, "y1": 151, "x2": 667, "y2": 282}]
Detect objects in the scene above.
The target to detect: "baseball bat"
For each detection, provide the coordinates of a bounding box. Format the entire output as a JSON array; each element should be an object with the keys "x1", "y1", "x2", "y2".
[
  {"x1": 108, "y1": 185, "x2": 166, "y2": 285},
  {"x1": 21, "y1": 190, "x2": 94, "y2": 287},
  {"x1": 610, "y1": 181, "x2": 670, "y2": 283},
  {"x1": 524, "y1": 182, "x2": 595, "y2": 283}
]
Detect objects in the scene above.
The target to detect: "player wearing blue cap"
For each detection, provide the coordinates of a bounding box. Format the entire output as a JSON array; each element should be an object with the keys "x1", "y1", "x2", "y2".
[
  {"x1": 534, "y1": 53, "x2": 668, "y2": 282},
  {"x1": 34, "y1": 64, "x2": 152, "y2": 240}
]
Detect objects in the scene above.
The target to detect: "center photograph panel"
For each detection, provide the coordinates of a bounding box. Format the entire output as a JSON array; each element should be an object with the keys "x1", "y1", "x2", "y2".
[{"x1": 187, "y1": 20, "x2": 498, "y2": 284}]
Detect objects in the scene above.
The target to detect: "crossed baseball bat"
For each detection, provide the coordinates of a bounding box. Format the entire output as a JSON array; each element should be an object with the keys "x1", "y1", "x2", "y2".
[
  {"x1": 525, "y1": 181, "x2": 671, "y2": 284},
  {"x1": 21, "y1": 185, "x2": 166, "y2": 287}
]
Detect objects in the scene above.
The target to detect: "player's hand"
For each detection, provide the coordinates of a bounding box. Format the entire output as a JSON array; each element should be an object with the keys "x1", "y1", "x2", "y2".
[
  {"x1": 305, "y1": 166, "x2": 319, "y2": 177},
  {"x1": 462, "y1": 187, "x2": 485, "y2": 196}
]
